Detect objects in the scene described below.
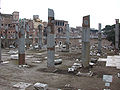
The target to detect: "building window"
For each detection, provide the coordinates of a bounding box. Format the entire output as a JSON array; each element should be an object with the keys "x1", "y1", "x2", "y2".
[
  {"x1": 13, "y1": 25, "x2": 15, "y2": 28},
  {"x1": 8, "y1": 24, "x2": 11, "y2": 27},
  {"x1": 60, "y1": 22, "x2": 62, "y2": 26},
  {"x1": 58, "y1": 27, "x2": 63, "y2": 33},
  {"x1": 55, "y1": 41, "x2": 57, "y2": 45},
  {"x1": 62, "y1": 22, "x2": 64, "y2": 26},
  {"x1": 59, "y1": 41, "x2": 62, "y2": 45},
  {"x1": 58, "y1": 21, "x2": 60, "y2": 26},
  {"x1": 55, "y1": 21, "x2": 57, "y2": 26}
]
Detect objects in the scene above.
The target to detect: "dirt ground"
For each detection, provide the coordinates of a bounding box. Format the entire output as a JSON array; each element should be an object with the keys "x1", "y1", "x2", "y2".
[{"x1": 0, "y1": 48, "x2": 120, "y2": 90}]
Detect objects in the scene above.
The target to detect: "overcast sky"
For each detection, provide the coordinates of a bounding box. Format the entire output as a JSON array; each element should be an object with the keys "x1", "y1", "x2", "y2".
[{"x1": 0, "y1": 0, "x2": 120, "y2": 29}]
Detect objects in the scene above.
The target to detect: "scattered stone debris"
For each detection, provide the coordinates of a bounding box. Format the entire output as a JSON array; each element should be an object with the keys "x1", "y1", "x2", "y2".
[
  {"x1": 44, "y1": 57, "x2": 47, "y2": 59},
  {"x1": 8, "y1": 50, "x2": 18, "y2": 54},
  {"x1": 32, "y1": 60, "x2": 42, "y2": 63},
  {"x1": 13, "y1": 82, "x2": 32, "y2": 89},
  {"x1": 91, "y1": 58, "x2": 97, "y2": 63},
  {"x1": 68, "y1": 62, "x2": 82, "y2": 73},
  {"x1": 76, "y1": 71, "x2": 93, "y2": 77},
  {"x1": 10, "y1": 54, "x2": 18, "y2": 60},
  {"x1": 18, "y1": 65, "x2": 30, "y2": 68},
  {"x1": 55, "y1": 54, "x2": 59, "y2": 57},
  {"x1": 71, "y1": 65, "x2": 78, "y2": 71},
  {"x1": 34, "y1": 82, "x2": 48, "y2": 90},
  {"x1": 76, "y1": 59, "x2": 79, "y2": 62},
  {"x1": 68, "y1": 67, "x2": 75, "y2": 72},
  {"x1": 1, "y1": 61, "x2": 9, "y2": 64},
  {"x1": 65, "y1": 84, "x2": 71, "y2": 87},
  {"x1": 64, "y1": 83, "x2": 78, "y2": 90},
  {"x1": 97, "y1": 53, "x2": 101, "y2": 56},
  {"x1": 89, "y1": 62, "x2": 95, "y2": 65},
  {"x1": 73, "y1": 63, "x2": 82, "y2": 68},
  {"x1": 26, "y1": 55, "x2": 33, "y2": 58},
  {"x1": 54, "y1": 59, "x2": 62, "y2": 65}
]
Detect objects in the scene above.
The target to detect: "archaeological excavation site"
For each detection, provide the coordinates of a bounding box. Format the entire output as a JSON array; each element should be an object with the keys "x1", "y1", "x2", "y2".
[{"x1": 0, "y1": 0, "x2": 120, "y2": 90}]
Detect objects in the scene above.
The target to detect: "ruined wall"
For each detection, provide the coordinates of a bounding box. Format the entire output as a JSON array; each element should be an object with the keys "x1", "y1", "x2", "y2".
[{"x1": 55, "y1": 38, "x2": 112, "y2": 48}]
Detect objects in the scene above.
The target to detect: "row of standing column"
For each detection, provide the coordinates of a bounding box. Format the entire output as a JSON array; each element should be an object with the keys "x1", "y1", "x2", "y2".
[{"x1": 0, "y1": 9, "x2": 119, "y2": 67}]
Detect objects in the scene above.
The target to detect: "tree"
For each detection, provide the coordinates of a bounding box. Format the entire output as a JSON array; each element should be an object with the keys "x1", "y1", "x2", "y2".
[
  {"x1": 103, "y1": 24, "x2": 120, "y2": 48},
  {"x1": 105, "y1": 29, "x2": 115, "y2": 45}
]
